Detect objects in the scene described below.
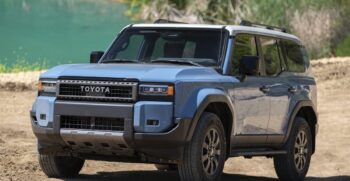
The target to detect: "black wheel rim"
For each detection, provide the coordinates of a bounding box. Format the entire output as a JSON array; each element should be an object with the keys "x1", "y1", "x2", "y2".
[
  {"x1": 202, "y1": 128, "x2": 221, "y2": 176},
  {"x1": 294, "y1": 130, "x2": 308, "y2": 172}
]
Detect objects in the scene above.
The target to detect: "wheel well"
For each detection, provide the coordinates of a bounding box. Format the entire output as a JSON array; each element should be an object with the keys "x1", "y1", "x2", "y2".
[
  {"x1": 204, "y1": 102, "x2": 233, "y2": 157},
  {"x1": 296, "y1": 106, "x2": 317, "y2": 154}
]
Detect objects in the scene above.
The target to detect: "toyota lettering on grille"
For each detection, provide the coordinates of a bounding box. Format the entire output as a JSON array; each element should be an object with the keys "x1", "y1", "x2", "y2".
[
  {"x1": 80, "y1": 85, "x2": 111, "y2": 96},
  {"x1": 57, "y1": 80, "x2": 137, "y2": 101}
]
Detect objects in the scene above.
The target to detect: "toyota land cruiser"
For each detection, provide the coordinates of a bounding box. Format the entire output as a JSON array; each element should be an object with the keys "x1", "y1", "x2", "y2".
[{"x1": 31, "y1": 20, "x2": 318, "y2": 181}]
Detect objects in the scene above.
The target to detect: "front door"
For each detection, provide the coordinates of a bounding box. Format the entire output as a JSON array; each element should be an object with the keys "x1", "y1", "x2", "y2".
[
  {"x1": 228, "y1": 34, "x2": 270, "y2": 146},
  {"x1": 230, "y1": 77, "x2": 270, "y2": 137}
]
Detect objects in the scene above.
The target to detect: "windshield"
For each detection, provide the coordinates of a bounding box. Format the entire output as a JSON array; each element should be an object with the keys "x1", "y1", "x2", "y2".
[{"x1": 102, "y1": 28, "x2": 227, "y2": 67}]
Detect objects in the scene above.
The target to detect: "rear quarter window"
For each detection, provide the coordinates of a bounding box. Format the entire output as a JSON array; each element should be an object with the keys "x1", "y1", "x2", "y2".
[
  {"x1": 260, "y1": 37, "x2": 282, "y2": 76},
  {"x1": 282, "y1": 40, "x2": 306, "y2": 72}
]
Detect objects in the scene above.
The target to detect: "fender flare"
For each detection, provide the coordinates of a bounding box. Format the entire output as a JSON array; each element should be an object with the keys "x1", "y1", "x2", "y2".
[
  {"x1": 283, "y1": 100, "x2": 318, "y2": 144},
  {"x1": 184, "y1": 94, "x2": 234, "y2": 141}
]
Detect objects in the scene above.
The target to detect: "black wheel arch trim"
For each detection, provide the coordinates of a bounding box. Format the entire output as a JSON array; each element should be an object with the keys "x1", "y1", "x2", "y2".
[
  {"x1": 185, "y1": 94, "x2": 234, "y2": 142},
  {"x1": 283, "y1": 100, "x2": 318, "y2": 153}
]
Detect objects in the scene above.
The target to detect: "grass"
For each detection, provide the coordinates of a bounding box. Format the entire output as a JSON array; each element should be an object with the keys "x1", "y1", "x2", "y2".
[
  {"x1": 0, "y1": 47, "x2": 49, "y2": 73},
  {"x1": 0, "y1": 59, "x2": 48, "y2": 73}
]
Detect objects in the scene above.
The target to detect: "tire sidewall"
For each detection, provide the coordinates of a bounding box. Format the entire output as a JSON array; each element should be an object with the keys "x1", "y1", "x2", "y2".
[
  {"x1": 191, "y1": 113, "x2": 227, "y2": 181},
  {"x1": 287, "y1": 118, "x2": 313, "y2": 179},
  {"x1": 38, "y1": 154, "x2": 84, "y2": 178}
]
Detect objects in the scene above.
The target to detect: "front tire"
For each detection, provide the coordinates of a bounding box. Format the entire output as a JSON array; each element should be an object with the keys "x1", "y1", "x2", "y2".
[
  {"x1": 178, "y1": 112, "x2": 227, "y2": 181},
  {"x1": 274, "y1": 117, "x2": 312, "y2": 181},
  {"x1": 38, "y1": 153, "x2": 85, "y2": 178}
]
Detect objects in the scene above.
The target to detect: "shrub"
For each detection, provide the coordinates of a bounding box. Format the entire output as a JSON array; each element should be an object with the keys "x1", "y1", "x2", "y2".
[
  {"x1": 290, "y1": 8, "x2": 337, "y2": 59},
  {"x1": 336, "y1": 34, "x2": 350, "y2": 57}
]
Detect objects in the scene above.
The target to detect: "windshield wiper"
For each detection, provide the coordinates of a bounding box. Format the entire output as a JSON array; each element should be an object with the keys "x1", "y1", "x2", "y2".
[
  {"x1": 102, "y1": 59, "x2": 139, "y2": 64},
  {"x1": 151, "y1": 59, "x2": 202, "y2": 66}
]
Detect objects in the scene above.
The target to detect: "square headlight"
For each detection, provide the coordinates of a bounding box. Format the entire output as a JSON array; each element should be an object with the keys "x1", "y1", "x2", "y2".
[
  {"x1": 139, "y1": 84, "x2": 174, "y2": 96},
  {"x1": 38, "y1": 80, "x2": 57, "y2": 96}
]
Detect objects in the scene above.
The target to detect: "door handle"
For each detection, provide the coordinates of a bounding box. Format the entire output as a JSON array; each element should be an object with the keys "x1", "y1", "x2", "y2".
[
  {"x1": 260, "y1": 85, "x2": 270, "y2": 93},
  {"x1": 288, "y1": 86, "x2": 297, "y2": 94}
]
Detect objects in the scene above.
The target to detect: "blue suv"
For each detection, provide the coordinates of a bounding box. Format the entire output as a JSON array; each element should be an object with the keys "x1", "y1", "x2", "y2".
[{"x1": 31, "y1": 20, "x2": 318, "y2": 181}]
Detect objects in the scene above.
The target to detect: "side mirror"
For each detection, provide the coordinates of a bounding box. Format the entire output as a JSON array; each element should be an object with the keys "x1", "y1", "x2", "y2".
[
  {"x1": 90, "y1": 51, "x2": 104, "y2": 63},
  {"x1": 239, "y1": 55, "x2": 259, "y2": 81}
]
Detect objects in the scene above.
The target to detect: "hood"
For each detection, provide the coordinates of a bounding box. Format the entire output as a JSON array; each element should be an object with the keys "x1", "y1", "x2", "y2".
[{"x1": 40, "y1": 63, "x2": 231, "y2": 82}]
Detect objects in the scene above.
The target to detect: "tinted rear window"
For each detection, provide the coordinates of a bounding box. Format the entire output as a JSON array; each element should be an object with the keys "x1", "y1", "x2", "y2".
[
  {"x1": 260, "y1": 37, "x2": 282, "y2": 76},
  {"x1": 281, "y1": 40, "x2": 306, "y2": 72}
]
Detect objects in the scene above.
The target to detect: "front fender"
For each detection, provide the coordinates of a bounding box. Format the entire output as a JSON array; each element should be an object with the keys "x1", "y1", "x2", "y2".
[{"x1": 179, "y1": 88, "x2": 234, "y2": 141}]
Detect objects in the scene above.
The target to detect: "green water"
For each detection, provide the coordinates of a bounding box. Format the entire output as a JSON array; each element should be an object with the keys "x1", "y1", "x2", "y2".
[{"x1": 0, "y1": 0, "x2": 131, "y2": 69}]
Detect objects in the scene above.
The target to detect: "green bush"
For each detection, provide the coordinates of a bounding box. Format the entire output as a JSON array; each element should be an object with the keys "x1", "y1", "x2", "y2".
[{"x1": 336, "y1": 34, "x2": 350, "y2": 57}]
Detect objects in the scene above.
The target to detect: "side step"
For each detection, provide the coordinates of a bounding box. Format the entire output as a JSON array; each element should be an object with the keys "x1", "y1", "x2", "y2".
[{"x1": 231, "y1": 148, "x2": 287, "y2": 157}]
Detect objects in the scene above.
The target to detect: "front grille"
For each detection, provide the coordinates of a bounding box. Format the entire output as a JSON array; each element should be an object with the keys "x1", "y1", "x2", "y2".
[
  {"x1": 60, "y1": 116, "x2": 124, "y2": 131},
  {"x1": 57, "y1": 80, "x2": 137, "y2": 102}
]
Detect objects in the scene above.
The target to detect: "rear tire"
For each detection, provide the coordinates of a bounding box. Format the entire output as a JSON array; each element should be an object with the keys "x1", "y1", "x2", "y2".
[
  {"x1": 178, "y1": 112, "x2": 227, "y2": 181},
  {"x1": 274, "y1": 117, "x2": 312, "y2": 181},
  {"x1": 154, "y1": 164, "x2": 178, "y2": 171},
  {"x1": 38, "y1": 153, "x2": 85, "y2": 178}
]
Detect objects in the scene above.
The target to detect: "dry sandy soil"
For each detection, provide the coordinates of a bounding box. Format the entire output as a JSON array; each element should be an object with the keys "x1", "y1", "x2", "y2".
[{"x1": 0, "y1": 58, "x2": 349, "y2": 181}]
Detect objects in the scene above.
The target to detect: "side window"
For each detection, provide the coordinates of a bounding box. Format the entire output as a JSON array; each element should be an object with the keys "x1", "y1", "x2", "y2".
[
  {"x1": 230, "y1": 34, "x2": 257, "y2": 75},
  {"x1": 115, "y1": 34, "x2": 143, "y2": 60},
  {"x1": 260, "y1": 37, "x2": 282, "y2": 76},
  {"x1": 301, "y1": 47, "x2": 310, "y2": 68},
  {"x1": 282, "y1": 40, "x2": 306, "y2": 72}
]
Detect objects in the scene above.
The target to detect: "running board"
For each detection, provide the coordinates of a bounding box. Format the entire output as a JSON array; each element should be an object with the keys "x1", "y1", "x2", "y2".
[{"x1": 230, "y1": 149, "x2": 287, "y2": 157}]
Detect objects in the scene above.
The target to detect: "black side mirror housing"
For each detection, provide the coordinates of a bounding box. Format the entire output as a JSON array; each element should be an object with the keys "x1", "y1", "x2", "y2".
[
  {"x1": 90, "y1": 51, "x2": 104, "y2": 63},
  {"x1": 239, "y1": 55, "x2": 259, "y2": 81}
]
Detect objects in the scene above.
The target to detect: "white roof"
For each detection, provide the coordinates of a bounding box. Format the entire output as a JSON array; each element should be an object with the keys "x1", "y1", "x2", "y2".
[
  {"x1": 132, "y1": 23, "x2": 224, "y2": 29},
  {"x1": 130, "y1": 23, "x2": 301, "y2": 44}
]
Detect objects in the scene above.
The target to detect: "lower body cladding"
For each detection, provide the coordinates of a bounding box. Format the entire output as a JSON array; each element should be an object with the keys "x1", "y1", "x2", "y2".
[{"x1": 31, "y1": 97, "x2": 191, "y2": 164}]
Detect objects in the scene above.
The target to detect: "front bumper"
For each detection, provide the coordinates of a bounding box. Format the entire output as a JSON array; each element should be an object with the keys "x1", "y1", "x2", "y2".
[{"x1": 30, "y1": 97, "x2": 191, "y2": 162}]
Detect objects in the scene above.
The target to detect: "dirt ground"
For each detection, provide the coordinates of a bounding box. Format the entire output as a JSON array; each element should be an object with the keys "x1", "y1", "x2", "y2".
[{"x1": 0, "y1": 58, "x2": 349, "y2": 181}]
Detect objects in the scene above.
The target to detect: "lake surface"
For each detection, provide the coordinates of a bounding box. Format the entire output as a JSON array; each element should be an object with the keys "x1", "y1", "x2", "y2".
[{"x1": 0, "y1": 0, "x2": 131, "y2": 68}]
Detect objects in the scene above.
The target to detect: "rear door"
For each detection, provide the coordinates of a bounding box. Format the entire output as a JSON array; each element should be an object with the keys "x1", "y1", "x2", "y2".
[
  {"x1": 258, "y1": 37, "x2": 293, "y2": 144},
  {"x1": 266, "y1": 40, "x2": 311, "y2": 144},
  {"x1": 228, "y1": 34, "x2": 270, "y2": 146}
]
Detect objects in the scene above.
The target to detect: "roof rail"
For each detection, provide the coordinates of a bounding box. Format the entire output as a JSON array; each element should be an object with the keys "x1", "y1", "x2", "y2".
[
  {"x1": 240, "y1": 20, "x2": 288, "y2": 33},
  {"x1": 154, "y1": 19, "x2": 187, "y2": 24}
]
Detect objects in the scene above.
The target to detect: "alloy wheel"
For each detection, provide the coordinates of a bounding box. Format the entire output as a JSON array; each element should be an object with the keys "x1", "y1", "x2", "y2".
[
  {"x1": 202, "y1": 128, "x2": 221, "y2": 176},
  {"x1": 294, "y1": 130, "x2": 308, "y2": 172}
]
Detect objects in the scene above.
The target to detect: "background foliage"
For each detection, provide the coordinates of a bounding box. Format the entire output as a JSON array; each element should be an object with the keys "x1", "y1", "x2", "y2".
[{"x1": 122, "y1": 0, "x2": 350, "y2": 59}]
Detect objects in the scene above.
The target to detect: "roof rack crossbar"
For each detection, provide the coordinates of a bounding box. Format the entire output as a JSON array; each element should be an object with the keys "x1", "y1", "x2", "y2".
[
  {"x1": 154, "y1": 19, "x2": 187, "y2": 24},
  {"x1": 240, "y1": 20, "x2": 288, "y2": 33}
]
